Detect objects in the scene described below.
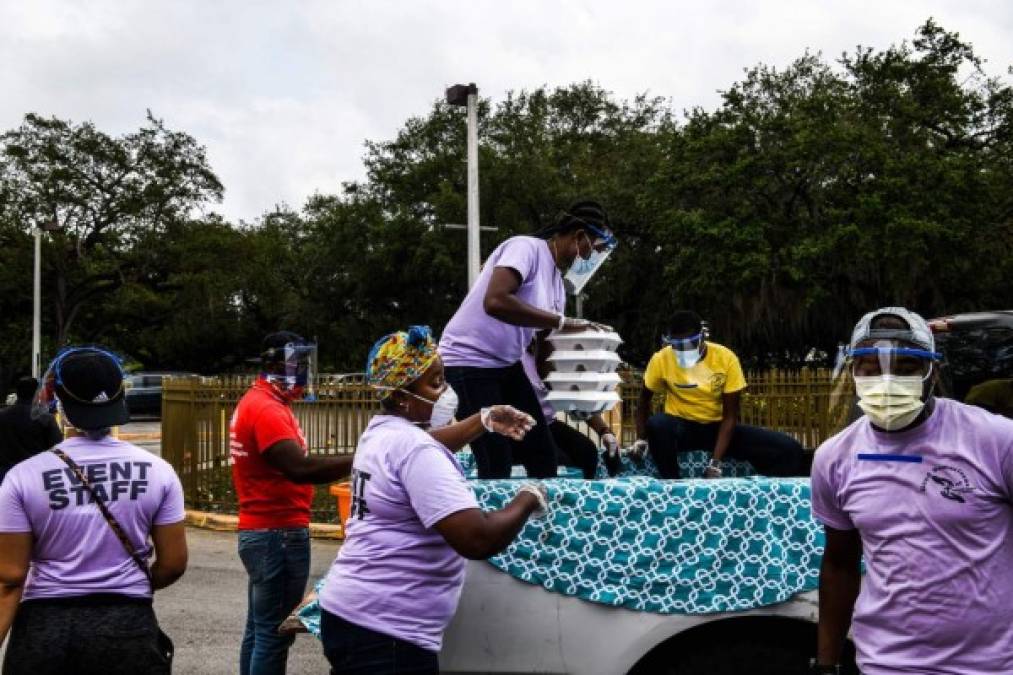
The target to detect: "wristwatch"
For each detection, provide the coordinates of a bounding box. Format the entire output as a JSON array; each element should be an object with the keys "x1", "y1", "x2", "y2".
[{"x1": 808, "y1": 659, "x2": 840, "y2": 674}]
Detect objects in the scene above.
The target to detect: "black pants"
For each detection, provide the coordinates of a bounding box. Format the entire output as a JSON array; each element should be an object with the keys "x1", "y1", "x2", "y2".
[
  {"x1": 321, "y1": 610, "x2": 438, "y2": 675},
  {"x1": 646, "y1": 413, "x2": 803, "y2": 479},
  {"x1": 445, "y1": 363, "x2": 558, "y2": 479},
  {"x1": 3, "y1": 596, "x2": 170, "y2": 675},
  {"x1": 549, "y1": 420, "x2": 599, "y2": 479}
]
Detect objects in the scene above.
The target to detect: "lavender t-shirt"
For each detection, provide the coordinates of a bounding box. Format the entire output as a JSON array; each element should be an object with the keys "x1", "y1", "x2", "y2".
[
  {"x1": 440, "y1": 236, "x2": 566, "y2": 368},
  {"x1": 319, "y1": 414, "x2": 479, "y2": 652},
  {"x1": 0, "y1": 435, "x2": 185, "y2": 600},
  {"x1": 811, "y1": 398, "x2": 1013, "y2": 674}
]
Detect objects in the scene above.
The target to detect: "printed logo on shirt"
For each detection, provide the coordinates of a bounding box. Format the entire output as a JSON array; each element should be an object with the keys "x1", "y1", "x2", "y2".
[
  {"x1": 709, "y1": 373, "x2": 727, "y2": 397},
  {"x1": 920, "y1": 465, "x2": 974, "y2": 504},
  {"x1": 350, "y1": 468, "x2": 372, "y2": 520},
  {"x1": 42, "y1": 461, "x2": 153, "y2": 510}
]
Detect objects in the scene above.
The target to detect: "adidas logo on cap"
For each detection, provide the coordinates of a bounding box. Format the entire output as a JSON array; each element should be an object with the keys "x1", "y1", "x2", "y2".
[{"x1": 92, "y1": 391, "x2": 110, "y2": 403}]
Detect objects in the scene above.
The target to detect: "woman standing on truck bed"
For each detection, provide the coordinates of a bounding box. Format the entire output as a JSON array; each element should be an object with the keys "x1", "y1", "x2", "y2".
[
  {"x1": 438, "y1": 200, "x2": 618, "y2": 479},
  {"x1": 316, "y1": 325, "x2": 549, "y2": 674}
]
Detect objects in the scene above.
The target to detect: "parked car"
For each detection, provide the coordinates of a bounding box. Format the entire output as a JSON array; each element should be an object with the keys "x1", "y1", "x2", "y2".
[
  {"x1": 931, "y1": 310, "x2": 1013, "y2": 417},
  {"x1": 125, "y1": 371, "x2": 196, "y2": 417}
]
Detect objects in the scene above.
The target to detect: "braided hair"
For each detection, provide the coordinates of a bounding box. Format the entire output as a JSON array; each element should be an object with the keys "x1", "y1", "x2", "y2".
[{"x1": 535, "y1": 200, "x2": 611, "y2": 239}]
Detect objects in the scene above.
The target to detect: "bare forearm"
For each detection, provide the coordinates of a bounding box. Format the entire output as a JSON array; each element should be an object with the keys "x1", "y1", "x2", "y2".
[
  {"x1": 713, "y1": 417, "x2": 736, "y2": 462},
  {"x1": 150, "y1": 562, "x2": 184, "y2": 590},
  {"x1": 588, "y1": 414, "x2": 611, "y2": 438},
  {"x1": 485, "y1": 294, "x2": 560, "y2": 330},
  {"x1": 290, "y1": 455, "x2": 355, "y2": 484},
  {"x1": 0, "y1": 584, "x2": 24, "y2": 648},
  {"x1": 466, "y1": 496, "x2": 538, "y2": 559},
  {"x1": 429, "y1": 415, "x2": 485, "y2": 452},
  {"x1": 817, "y1": 562, "x2": 861, "y2": 665}
]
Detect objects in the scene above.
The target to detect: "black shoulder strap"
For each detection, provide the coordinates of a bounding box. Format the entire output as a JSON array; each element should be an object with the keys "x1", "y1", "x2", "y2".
[{"x1": 51, "y1": 448, "x2": 154, "y2": 589}]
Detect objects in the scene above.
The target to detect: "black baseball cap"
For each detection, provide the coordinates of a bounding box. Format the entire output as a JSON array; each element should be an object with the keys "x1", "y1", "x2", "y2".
[
  {"x1": 55, "y1": 349, "x2": 130, "y2": 430},
  {"x1": 260, "y1": 331, "x2": 308, "y2": 362}
]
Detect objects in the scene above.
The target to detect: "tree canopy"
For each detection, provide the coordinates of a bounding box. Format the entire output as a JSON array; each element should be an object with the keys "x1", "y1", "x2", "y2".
[{"x1": 1, "y1": 20, "x2": 1010, "y2": 391}]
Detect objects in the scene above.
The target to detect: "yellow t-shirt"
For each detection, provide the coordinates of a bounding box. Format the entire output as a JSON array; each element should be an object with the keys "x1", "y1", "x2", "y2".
[
  {"x1": 643, "y1": 342, "x2": 747, "y2": 423},
  {"x1": 964, "y1": 379, "x2": 1013, "y2": 419}
]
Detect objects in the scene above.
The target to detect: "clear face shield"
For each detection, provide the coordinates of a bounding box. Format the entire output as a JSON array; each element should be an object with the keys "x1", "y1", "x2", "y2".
[
  {"x1": 661, "y1": 332, "x2": 705, "y2": 369},
  {"x1": 263, "y1": 343, "x2": 318, "y2": 399},
  {"x1": 563, "y1": 222, "x2": 617, "y2": 295},
  {"x1": 830, "y1": 339, "x2": 941, "y2": 431}
]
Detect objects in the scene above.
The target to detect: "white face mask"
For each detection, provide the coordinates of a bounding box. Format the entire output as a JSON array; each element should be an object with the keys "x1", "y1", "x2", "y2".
[
  {"x1": 854, "y1": 375, "x2": 926, "y2": 431},
  {"x1": 402, "y1": 385, "x2": 459, "y2": 428},
  {"x1": 675, "y1": 348, "x2": 702, "y2": 369}
]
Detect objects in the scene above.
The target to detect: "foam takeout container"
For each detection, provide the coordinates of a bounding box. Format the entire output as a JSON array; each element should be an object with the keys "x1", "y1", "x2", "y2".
[
  {"x1": 546, "y1": 350, "x2": 622, "y2": 373},
  {"x1": 544, "y1": 371, "x2": 622, "y2": 392}
]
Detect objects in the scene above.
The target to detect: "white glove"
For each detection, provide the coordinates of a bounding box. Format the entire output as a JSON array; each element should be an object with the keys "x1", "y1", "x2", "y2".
[
  {"x1": 601, "y1": 432, "x2": 619, "y2": 458},
  {"x1": 481, "y1": 406, "x2": 537, "y2": 441},
  {"x1": 629, "y1": 439, "x2": 649, "y2": 458},
  {"x1": 517, "y1": 482, "x2": 549, "y2": 519}
]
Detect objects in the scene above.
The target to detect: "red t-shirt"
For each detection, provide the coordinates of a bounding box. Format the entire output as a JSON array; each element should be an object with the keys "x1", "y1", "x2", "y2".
[{"x1": 230, "y1": 380, "x2": 313, "y2": 529}]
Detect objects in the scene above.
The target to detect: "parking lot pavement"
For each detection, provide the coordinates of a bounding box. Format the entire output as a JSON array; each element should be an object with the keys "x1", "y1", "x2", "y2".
[
  {"x1": 120, "y1": 416, "x2": 163, "y2": 457},
  {"x1": 163, "y1": 527, "x2": 339, "y2": 674},
  {"x1": 1, "y1": 528, "x2": 340, "y2": 674}
]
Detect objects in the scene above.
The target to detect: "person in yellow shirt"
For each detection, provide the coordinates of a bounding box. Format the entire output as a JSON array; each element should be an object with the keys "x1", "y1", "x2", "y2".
[
  {"x1": 964, "y1": 378, "x2": 1013, "y2": 419},
  {"x1": 634, "y1": 311, "x2": 803, "y2": 479}
]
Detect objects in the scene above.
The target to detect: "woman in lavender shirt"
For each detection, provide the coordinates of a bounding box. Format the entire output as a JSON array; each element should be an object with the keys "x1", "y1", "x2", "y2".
[
  {"x1": 0, "y1": 347, "x2": 187, "y2": 674},
  {"x1": 318, "y1": 326, "x2": 548, "y2": 674},
  {"x1": 439, "y1": 200, "x2": 617, "y2": 479}
]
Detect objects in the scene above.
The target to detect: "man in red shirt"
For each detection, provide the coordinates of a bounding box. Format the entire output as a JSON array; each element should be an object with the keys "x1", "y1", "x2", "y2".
[{"x1": 231, "y1": 332, "x2": 352, "y2": 675}]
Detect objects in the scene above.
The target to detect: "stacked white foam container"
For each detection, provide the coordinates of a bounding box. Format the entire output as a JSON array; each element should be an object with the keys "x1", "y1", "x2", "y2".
[{"x1": 543, "y1": 328, "x2": 623, "y2": 418}]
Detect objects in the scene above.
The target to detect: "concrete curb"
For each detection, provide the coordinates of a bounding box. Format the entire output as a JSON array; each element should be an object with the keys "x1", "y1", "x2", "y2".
[
  {"x1": 185, "y1": 510, "x2": 344, "y2": 540},
  {"x1": 120, "y1": 432, "x2": 161, "y2": 441}
]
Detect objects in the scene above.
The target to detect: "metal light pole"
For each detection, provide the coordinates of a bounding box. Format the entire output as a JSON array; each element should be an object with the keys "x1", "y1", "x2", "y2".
[
  {"x1": 32, "y1": 218, "x2": 60, "y2": 378},
  {"x1": 32, "y1": 228, "x2": 41, "y2": 377},
  {"x1": 446, "y1": 82, "x2": 480, "y2": 288}
]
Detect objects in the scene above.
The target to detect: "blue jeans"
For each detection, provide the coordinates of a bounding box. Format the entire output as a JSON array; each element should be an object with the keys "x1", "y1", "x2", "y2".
[
  {"x1": 238, "y1": 528, "x2": 311, "y2": 675},
  {"x1": 320, "y1": 610, "x2": 438, "y2": 675}
]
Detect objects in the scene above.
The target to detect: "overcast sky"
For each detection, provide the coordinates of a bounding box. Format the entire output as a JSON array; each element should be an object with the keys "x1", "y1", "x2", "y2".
[{"x1": 3, "y1": 1, "x2": 1011, "y2": 223}]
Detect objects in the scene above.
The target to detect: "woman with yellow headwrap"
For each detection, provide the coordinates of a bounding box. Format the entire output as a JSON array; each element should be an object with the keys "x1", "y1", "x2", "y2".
[{"x1": 316, "y1": 325, "x2": 548, "y2": 674}]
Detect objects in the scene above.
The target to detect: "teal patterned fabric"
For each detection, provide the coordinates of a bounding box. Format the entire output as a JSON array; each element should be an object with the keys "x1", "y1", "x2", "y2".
[
  {"x1": 473, "y1": 475, "x2": 822, "y2": 614},
  {"x1": 298, "y1": 470, "x2": 824, "y2": 633}
]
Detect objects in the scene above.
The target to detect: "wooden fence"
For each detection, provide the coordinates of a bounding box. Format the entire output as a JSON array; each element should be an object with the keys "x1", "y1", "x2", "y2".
[{"x1": 162, "y1": 369, "x2": 839, "y2": 521}]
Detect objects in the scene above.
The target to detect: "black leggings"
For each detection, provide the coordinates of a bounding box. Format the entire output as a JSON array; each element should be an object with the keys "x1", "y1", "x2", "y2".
[
  {"x1": 646, "y1": 413, "x2": 803, "y2": 479},
  {"x1": 445, "y1": 363, "x2": 558, "y2": 479},
  {"x1": 3, "y1": 596, "x2": 170, "y2": 675},
  {"x1": 549, "y1": 420, "x2": 599, "y2": 479},
  {"x1": 321, "y1": 610, "x2": 438, "y2": 675}
]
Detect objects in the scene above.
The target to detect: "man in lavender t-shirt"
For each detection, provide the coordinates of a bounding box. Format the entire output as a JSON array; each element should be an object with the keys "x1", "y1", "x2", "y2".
[
  {"x1": 439, "y1": 201, "x2": 617, "y2": 479},
  {"x1": 811, "y1": 307, "x2": 1013, "y2": 674}
]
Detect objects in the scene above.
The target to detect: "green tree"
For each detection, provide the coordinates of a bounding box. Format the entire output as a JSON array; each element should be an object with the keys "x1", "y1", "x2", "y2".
[{"x1": 0, "y1": 112, "x2": 223, "y2": 350}]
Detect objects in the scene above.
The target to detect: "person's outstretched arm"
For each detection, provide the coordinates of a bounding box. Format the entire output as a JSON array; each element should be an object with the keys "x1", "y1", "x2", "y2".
[
  {"x1": 434, "y1": 492, "x2": 542, "y2": 560},
  {"x1": 429, "y1": 406, "x2": 536, "y2": 452},
  {"x1": 264, "y1": 440, "x2": 354, "y2": 484}
]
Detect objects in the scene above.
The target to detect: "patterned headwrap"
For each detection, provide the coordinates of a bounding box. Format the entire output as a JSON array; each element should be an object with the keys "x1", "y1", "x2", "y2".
[{"x1": 366, "y1": 325, "x2": 440, "y2": 398}]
